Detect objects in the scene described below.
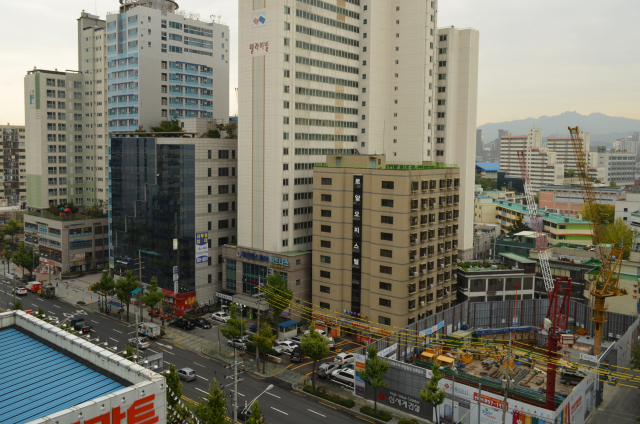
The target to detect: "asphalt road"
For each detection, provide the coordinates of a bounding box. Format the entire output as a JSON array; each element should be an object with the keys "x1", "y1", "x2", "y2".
[{"x1": 0, "y1": 282, "x2": 370, "y2": 424}]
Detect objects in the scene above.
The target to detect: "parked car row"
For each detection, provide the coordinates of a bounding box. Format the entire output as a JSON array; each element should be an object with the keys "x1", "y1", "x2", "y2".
[{"x1": 170, "y1": 317, "x2": 214, "y2": 330}]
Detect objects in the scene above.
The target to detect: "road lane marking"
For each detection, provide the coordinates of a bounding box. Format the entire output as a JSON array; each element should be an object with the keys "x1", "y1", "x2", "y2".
[
  {"x1": 91, "y1": 320, "x2": 98, "y2": 323},
  {"x1": 113, "y1": 329, "x2": 123, "y2": 334},
  {"x1": 270, "y1": 407, "x2": 288, "y2": 415},
  {"x1": 148, "y1": 349, "x2": 159, "y2": 353},
  {"x1": 193, "y1": 362, "x2": 205, "y2": 368},
  {"x1": 356, "y1": 417, "x2": 374, "y2": 424},
  {"x1": 308, "y1": 410, "x2": 325, "y2": 418},
  {"x1": 109, "y1": 337, "x2": 119, "y2": 342},
  {"x1": 265, "y1": 392, "x2": 280, "y2": 399},
  {"x1": 230, "y1": 390, "x2": 245, "y2": 397},
  {"x1": 48, "y1": 311, "x2": 56, "y2": 315},
  {"x1": 196, "y1": 375, "x2": 208, "y2": 381},
  {"x1": 53, "y1": 305, "x2": 60, "y2": 308},
  {"x1": 195, "y1": 388, "x2": 209, "y2": 395},
  {"x1": 318, "y1": 402, "x2": 337, "y2": 410}
]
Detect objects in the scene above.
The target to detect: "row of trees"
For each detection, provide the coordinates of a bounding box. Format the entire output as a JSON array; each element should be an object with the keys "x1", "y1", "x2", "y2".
[{"x1": 90, "y1": 270, "x2": 165, "y2": 321}]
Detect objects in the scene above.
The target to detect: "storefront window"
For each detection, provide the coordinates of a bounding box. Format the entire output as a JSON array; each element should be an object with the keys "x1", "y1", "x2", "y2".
[
  {"x1": 242, "y1": 262, "x2": 266, "y2": 295},
  {"x1": 226, "y1": 259, "x2": 236, "y2": 291}
]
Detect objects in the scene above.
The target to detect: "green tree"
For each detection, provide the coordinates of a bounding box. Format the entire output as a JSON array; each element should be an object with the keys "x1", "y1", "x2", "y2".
[
  {"x1": 91, "y1": 271, "x2": 116, "y2": 313},
  {"x1": 252, "y1": 323, "x2": 276, "y2": 373},
  {"x1": 475, "y1": 178, "x2": 496, "y2": 191},
  {"x1": 420, "y1": 367, "x2": 446, "y2": 421},
  {"x1": 360, "y1": 344, "x2": 390, "y2": 412},
  {"x1": 507, "y1": 216, "x2": 532, "y2": 235},
  {"x1": 630, "y1": 342, "x2": 640, "y2": 370},
  {"x1": 533, "y1": 192, "x2": 540, "y2": 205},
  {"x1": 114, "y1": 271, "x2": 139, "y2": 322},
  {"x1": 140, "y1": 276, "x2": 165, "y2": 323},
  {"x1": 300, "y1": 323, "x2": 330, "y2": 390},
  {"x1": 192, "y1": 379, "x2": 228, "y2": 424},
  {"x1": 220, "y1": 303, "x2": 245, "y2": 356},
  {"x1": 123, "y1": 344, "x2": 135, "y2": 361},
  {"x1": 3, "y1": 219, "x2": 21, "y2": 250},
  {"x1": 565, "y1": 169, "x2": 576, "y2": 178},
  {"x1": 85, "y1": 199, "x2": 107, "y2": 218},
  {"x1": 610, "y1": 180, "x2": 618, "y2": 187},
  {"x1": 603, "y1": 218, "x2": 637, "y2": 259},
  {"x1": 150, "y1": 119, "x2": 182, "y2": 133},
  {"x1": 263, "y1": 272, "x2": 292, "y2": 322},
  {"x1": 13, "y1": 299, "x2": 23, "y2": 310},
  {"x1": 63, "y1": 202, "x2": 79, "y2": 214},
  {"x1": 223, "y1": 122, "x2": 238, "y2": 138},
  {"x1": 165, "y1": 364, "x2": 183, "y2": 411},
  {"x1": 245, "y1": 401, "x2": 265, "y2": 424},
  {"x1": 580, "y1": 204, "x2": 615, "y2": 226},
  {"x1": 3, "y1": 246, "x2": 13, "y2": 269},
  {"x1": 206, "y1": 129, "x2": 221, "y2": 138},
  {"x1": 12, "y1": 244, "x2": 39, "y2": 280}
]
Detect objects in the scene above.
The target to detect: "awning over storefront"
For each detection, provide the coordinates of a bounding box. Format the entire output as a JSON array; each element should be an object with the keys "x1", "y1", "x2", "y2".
[{"x1": 232, "y1": 293, "x2": 270, "y2": 311}]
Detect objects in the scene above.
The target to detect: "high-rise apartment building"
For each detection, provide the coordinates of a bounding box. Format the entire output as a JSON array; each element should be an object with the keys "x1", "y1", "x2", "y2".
[
  {"x1": 312, "y1": 155, "x2": 460, "y2": 328},
  {"x1": 476, "y1": 129, "x2": 483, "y2": 157},
  {"x1": 546, "y1": 131, "x2": 590, "y2": 172},
  {"x1": 227, "y1": 0, "x2": 479, "y2": 302},
  {"x1": 0, "y1": 124, "x2": 26, "y2": 207},
  {"x1": 25, "y1": 3, "x2": 229, "y2": 211}
]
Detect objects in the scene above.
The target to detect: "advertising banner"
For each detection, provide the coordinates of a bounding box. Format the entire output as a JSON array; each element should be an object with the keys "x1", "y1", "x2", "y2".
[
  {"x1": 354, "y1": 353, "x2": 366, "y2": 397},
  {"x1": 419, "y1": 320, "x2": 445, "y2": 336},
  {"x1": 195, "y1": 232, "x2": 208, "y2": 264},
  {"x1": 70, "y1": 253, "x2": 85, "y2": 262}
]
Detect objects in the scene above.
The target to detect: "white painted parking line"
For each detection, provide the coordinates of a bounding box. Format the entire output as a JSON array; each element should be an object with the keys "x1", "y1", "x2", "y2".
[
  {"x1": 308, "y1": 410, "x2": 325, "y2": 418},
  {"x1": 113, "y1": 329, "x2": 123, "y2": 334},
  {"x1": 265, "y1": 392, "x2": 280, "y2": 399},
  {"x1": 91, "y1": 320, "x2": 98, "y2": 323},
  {"x1": 109, "y1": 337, "x2": 119, "y2": 342},
  {"x1": 148, "y1": 349, "x2": 159, "y2": 353},
  {"x1": 193, "y1": 362, "x2": 205, "y2": 368},
  {"x1": 36, "y1": 298, "x2": 44, "y2": 301},
  {"x1": 196, "y1": 375, "x2": 208, "y2": 381},
  {"x1": 48, "y1": 311, "x2": 56, "y2": 315},
  {"x1": 271, "y1": 407, "x2": 288, "y2": 415},
  {"x1": 53, "y1": 305, "x2": 60, "y2": 308},
  {"x1": 195, "y1": 388, "x2": 209, "y2": 395}
]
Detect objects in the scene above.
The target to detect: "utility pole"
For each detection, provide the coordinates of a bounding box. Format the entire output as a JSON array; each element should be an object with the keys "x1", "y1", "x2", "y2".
[
  {"x1": 134, "y1": 250, "x2": 143, "y2": 363},
  {"x1": 234, "y1": 355, "x2": 238, "y2": 423},
  {"x1": 256, "y1": 297, "x2": 261, "y2": 372}
]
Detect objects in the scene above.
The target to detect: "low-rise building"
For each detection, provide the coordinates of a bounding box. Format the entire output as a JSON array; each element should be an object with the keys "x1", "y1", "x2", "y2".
[
  {"x1": 615, "y1": 192, "x2": 640, "y2": 226},
  {"x1": 475, "y1": 162, "x2": 499, "y2": 180},
  {"x1": 595, "y1": 152, "x2": 636, "y2": 186},
  {"x1": 539, "y1": 184, "x2": 625, "y2": 216},
  {"x1": 312, "y1": 155, "x2": 460, "y2": 329},
  {"x1": 24, "y1": 211, "x2": 108, "y2": 275},
  {"x1": 456, "y1": 262, "x2": 536, "y2": 303}
]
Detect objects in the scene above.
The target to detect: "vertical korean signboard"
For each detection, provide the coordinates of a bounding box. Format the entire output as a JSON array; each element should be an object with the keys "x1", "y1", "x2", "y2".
[
  {"x1": 196, "y1": 232, "x2": 209, "y2": 264},
  {"x1": 351, "y1": 175, "x2": 363, "y2": 314}
]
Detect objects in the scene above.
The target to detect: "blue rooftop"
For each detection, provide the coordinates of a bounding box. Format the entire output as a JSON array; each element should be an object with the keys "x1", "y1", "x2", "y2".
[
  {"x1": 278, "y1": 320, "x2": 299, "y2": 328},
  {"x1": 476, "y1": 162, "x2": 500, "y2": 171},
  {"x1": 0, "y1": 328, "x2": 125, "y2": 424}
]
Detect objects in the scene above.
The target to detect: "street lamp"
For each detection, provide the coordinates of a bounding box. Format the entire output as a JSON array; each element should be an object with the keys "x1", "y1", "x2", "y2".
[{"x1": 239, "y1": 384, "x2": 273, "y2": 418}]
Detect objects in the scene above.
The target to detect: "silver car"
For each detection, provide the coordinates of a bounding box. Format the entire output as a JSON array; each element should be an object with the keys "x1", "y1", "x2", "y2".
[
  {"x1": 178, "y1": 367, "x2": 196, "y2": 382},
  {"x1": 317, "y1": 362, "x2": 341, "y2": 379},
  {"x1": 129, "y1": 337, "x2": 150, "y2": 350},
  {"x1": 331, "y1": 368, "x2": 355, "y2": 385}
]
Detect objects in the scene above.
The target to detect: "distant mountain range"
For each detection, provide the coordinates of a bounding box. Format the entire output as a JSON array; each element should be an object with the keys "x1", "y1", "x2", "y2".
[{"x1": 478, "y1": 111, "x2": 640, "y2": 146}]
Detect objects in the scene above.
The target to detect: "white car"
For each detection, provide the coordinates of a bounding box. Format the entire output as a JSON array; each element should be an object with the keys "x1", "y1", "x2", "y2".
[
  {"x1": 334, "y1": 352, "x2": 355, "y2": 365},
  {"x1": 331, "y1": 368, "x2": 355, "y2": 385},
  {"x1": 211, "y1": 312, "x2": 230, "y2": 323},
  {"x1": 304, "y1": 329, "x2": 327, "y2": 337},
  {"x1": 129, "y1": 337, "x2": 150, "y2": 349},
  {"x1": 14, "y1": 287, "x2": 27, "y2": 296},
  {"x1": 273, "y1": 340, "x2": 297, "y2": 354}
]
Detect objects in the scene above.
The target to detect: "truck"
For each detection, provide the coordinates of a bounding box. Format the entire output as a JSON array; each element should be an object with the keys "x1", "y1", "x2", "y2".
[
  {"x1": 69, "y1": 317, "x2": 93, "y2": 333},
  {"x1": 40, "y1": 285, "x2": 55, "y2": 299},
  {"x1": 139, "y1": 322, "x2": 162, "y2": 339},
  {"x1": 26, "y1": 281, "x2": 42, "y2": 293}
]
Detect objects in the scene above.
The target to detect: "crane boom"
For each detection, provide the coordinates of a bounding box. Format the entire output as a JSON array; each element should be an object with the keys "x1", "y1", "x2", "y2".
[
  {"x1": 517, "y1": 150, "x2": 554, "y2": 293},
  {"x1": 568, "y1": 126, "x2": 627, "y2": 355}
]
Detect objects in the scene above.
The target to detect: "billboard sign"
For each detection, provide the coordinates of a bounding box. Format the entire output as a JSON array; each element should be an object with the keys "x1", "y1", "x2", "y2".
[
  {"x1": 196, "y1": 232, "x2": 208, "y2": 264},
  {"x1": 354, "y1": 353, "x2": 366, "y2": 397}
]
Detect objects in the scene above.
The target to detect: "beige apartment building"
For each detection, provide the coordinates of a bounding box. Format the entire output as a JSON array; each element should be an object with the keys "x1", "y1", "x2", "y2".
[
  {"x1": 0, "y1": 124, "x2": 26, "y2": 207},
  {"x1": 312, "y1": 155, "x2": 459, "y2": 330}
]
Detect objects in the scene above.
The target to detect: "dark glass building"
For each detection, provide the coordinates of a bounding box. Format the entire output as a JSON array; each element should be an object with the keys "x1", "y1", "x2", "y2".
[{"x1": 109, "y1": 137, "x2": 196, "y2": 293}]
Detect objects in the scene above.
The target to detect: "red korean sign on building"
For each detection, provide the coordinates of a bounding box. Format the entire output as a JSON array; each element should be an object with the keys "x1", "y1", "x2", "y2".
[
  {"x1": 71, "y1": 394, "x2": 159, "y2": 424},
  {"x1": 473, "y1": 392, "x2": 508, "y2": 410}
]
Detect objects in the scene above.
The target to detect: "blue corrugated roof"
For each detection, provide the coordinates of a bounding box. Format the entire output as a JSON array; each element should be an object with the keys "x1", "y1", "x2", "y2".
[
  {"x1": 278, "y1": 320, "x2": 299, "y2": 328},
  {"x1": 0, "y1": 328, "x2": 125, "y2": 424},
  {"x1": 476, "y1": 162, "x2": 500, "y2": 171}
]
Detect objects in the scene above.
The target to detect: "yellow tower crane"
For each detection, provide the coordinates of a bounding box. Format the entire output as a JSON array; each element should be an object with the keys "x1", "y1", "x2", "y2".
[{"x1": 568, "y1": 126, "x2": 627, "y2": 355}]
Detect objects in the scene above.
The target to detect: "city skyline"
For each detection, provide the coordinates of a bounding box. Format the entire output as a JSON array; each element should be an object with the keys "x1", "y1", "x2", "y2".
[{"x1": 1, "y1": 0, "x2": 639, "y2": 126}]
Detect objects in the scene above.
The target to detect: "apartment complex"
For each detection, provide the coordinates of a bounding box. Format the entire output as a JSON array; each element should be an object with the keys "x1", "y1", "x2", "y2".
[
  {"x1": 0, "y1": 125, "x2": 26, "y2": 207},
  {"x1": 25, "y1": 3, "x2": 230, "y2": 212},
  {"x1": 312, "y1": 155, "x2": 460, "y2": 329},
  {"x1": 456, "y1": 264, "x2": 535, "y2": 303},
  {"x1": 498, "y1": 129, "x2": 542, "y2": 177},
  {"x1": 231, "y1": 0, "x2": 479, "y2": 295},
  {"x1": 109, "y1": 134, "x2": 237, "y2": 301},
  {"x1": 546, "y1": 131, "x2": 590, "y2": 172},
  {"x1": 539, "y1": 184, "x2": 625, "y2": 216},
  {"x1": 594, "y1": 152, "x2": 636, "y2": 186}
]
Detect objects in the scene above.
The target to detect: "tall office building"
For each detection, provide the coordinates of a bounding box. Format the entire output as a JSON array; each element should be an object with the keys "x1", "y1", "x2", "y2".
[
  {"x1": 476, "y1": 129, "x2": 483, "y2": 157},
  {"x1": 226, "y1": 0, "x2": 479, "y2": 302},
  {"x1": 25, "y1": 3, "x2": 229, "y2": 211},
  {"x1": 0, "y1": 124, "x2": 26, "y2": 207},
  {"x1": 547, "y1": 131, "x2": 590, "y2": 172}
]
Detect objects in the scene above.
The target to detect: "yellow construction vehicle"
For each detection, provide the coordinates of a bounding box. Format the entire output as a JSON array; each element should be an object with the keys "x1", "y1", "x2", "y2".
[{"x1": 569, "y1": 126, "x2": 627, "y2": 355}]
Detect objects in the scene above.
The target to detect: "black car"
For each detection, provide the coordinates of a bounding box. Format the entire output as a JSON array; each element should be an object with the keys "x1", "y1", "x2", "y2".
[
  {"x1": 290, "y1": 346, "x2": 303, "y2": 362},
  {"x1": 173, "y1": 318, "x2": 196, "y2": 330},
  {"x1": 193, "y1": 318, "x2": 212, "y2": 329}
]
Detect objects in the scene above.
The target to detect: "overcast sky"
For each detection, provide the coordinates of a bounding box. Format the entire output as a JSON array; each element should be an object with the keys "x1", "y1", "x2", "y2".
[{"x1": 1, "y1": 0, "x2": 638, "y2": 126}]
